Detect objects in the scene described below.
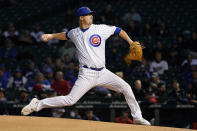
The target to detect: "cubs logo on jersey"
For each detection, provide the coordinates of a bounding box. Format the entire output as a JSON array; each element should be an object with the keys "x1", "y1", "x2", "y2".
[{"x1": 89, "y1": 34, "x2": 101, "y2": 47}]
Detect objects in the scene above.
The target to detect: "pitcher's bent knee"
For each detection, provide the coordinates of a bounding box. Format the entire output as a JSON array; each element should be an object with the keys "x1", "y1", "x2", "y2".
[
  {"x1": 122, "y1": 84, "x2": 132, "y2": 94},
  {"x1": 63, "y1": 95, "x2": 78, "y2": 106}
]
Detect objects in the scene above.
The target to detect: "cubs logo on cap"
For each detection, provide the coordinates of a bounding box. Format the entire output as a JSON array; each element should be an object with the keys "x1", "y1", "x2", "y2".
[{"x1": 89, "y1": 34, "x2": 101, "y2": 47}]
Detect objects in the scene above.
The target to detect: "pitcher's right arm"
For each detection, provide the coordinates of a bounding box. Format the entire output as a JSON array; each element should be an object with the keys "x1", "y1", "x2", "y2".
[{"x1": 41, "y1": 32, "x2": 68, "y2": 42}]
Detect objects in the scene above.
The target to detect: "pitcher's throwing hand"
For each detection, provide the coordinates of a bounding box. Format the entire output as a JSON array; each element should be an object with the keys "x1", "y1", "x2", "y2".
[{"x1": 41, "y1": 34, "x2": 53, "y2": 42}]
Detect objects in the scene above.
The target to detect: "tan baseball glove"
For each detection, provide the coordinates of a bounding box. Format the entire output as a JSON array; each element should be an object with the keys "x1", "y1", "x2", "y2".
[{"x1": 124, "y1": 41, "x2": 143, "y2": 65}]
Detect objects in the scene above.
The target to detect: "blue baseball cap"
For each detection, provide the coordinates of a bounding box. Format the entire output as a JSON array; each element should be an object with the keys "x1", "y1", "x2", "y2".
[
  {"x1": 15, "y1": 68, "x2": 22, "y2": 73},
  {"x1": 76, "y1": 6, "x2": 95, "y2": 17},
  {"x1": 45, "y1": 67, "x2": 53, "y2": 73}
]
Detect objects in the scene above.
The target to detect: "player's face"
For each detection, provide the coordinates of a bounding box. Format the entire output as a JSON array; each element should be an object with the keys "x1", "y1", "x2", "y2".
[{"x1": 81, "y1": 14, "x2": 93, "y2": 25}]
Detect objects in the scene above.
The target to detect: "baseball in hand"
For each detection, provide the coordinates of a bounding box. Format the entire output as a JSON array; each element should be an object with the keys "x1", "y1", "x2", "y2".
[{"x1": 41, "y1": 34, "x2": 53, "y2": 42}]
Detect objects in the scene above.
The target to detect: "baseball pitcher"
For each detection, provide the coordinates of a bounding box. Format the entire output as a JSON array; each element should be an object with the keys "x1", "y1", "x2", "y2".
[{"x1": 21, "y1": 7, "x2": 150, "y2": 125}]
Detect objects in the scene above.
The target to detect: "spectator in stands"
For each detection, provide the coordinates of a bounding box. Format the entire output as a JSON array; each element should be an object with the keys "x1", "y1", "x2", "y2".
[
  {"x1": 191, "y1": 69, "x2": 197, "y2": 84},
  {"x1": 7, "y1": 31, "x2": 18, "y2": 44},
  {"x1": 0, "y1": 88, "x2": 7, "y2": 104},
  {"x1": 0, "y1": 64, "x2": 11, "y2": 79},
  {"x1": 182, "y1": 55, "x2": 197, "y2": 89},
  {"x1": 3, "y1": 23, "x2": 19, "y2": 38},
  {"x1": 0, "y1": 88, "x2": 8, "y2": 115},
  {"x1": 33, "y1": 72, "x2": 51, "y2": 92},
  {"x1": 182, "y1": 54, "x2": 194, "y2": 70},
  {"x1": 59, "y1": 41, "x2": 76, "y2": 60},
  {"x1": 144, "y1": 83, "x2": 157, "y2": 104},
  {"x1": 0, "y1": 38, "x2": 18, "y2": 61},
  {"x1": 18, "y1": 29, "x2": 36, "y2": 45},
  {"x1": 44, "y1": 68, "x2": 54, "y2": 84},
  {"x1": 186, "y1": 71, "x2": 197, "y2": 104},
  {"x1": 156, "y1": 82, "x2": 168, "y2": 104},
  {"x1": 149, "y1": 51, "x2": 168, "y2": 75},
  {"x1": 42, "y1": 56, "x2": 55, "y2": 73},
  {"x1": 169, "y1": 81, "x2": 190, "y2": 128},
  {"x1": 186, "y1": 31, "x2": 197, "y2": 58},
  {"x1": 115, "y1": 109, "x2": 133, "y2": 124},
  {"x1": 51, "y1": 71, "x2": 71, "y2": 96},
  {"x1": 133, "y1": 80, "x2": 146, "y2": 103},
  {"x1": 30, "y1": 24, "x2": 44, "y2": 43},
  {"x1": 47, "y1": 90, "x2": 57, "y2": 98},
  {"x1": 151, "y1": 72, "x2": 165, "y2": 86},
  {"x1": 7, "y1": 68, "x2": 27, "y2": 90},
  {"x1": 174, "y1": 35, "x2": 185, "y2": 49},
  {"x1": 25, "y1": 60, "x2": 40, "y2": 80},
  {"x1": 38, "y1": 90, "x2": 48, "y2": 99},
  {"x1": 125, "y1": 20, "x2": 139, "y2": 37},
  {"x1": 83, "y1": 110, "x2": 100, "y2": 121},
  {"x1": 70, "y1": 109, "x2": 82, "y2": 119},
  {"x1": 67, "y1": 61, "x2": 78, "y2": 73},
  {"x1": 18, "y1": 88, "x2": 30, "y2": 104},
  {"x1": 168, "y1": 40, "x2": 181, "y2": 66},
  {"x1": 25, "y1": 60, "x2": 40, "y2": 91},
  {"x1": 0, "y1": 68, "x2": 8, "y2": 89},
  {"x1": 187, "y1": 82, "x2": 197, "y2": 105},
  {"x1": 122, "y1": 7, "x2": 142, "y2": 24},
  {"x1": 142, "y1": 23, "x2": 151, "y2": 36},
  {"x1": 144, "y1": 73, "x2": 165, "y2": 104},
  {"x1": 152, "y1": 41, "x2": 167, "y2": 60},
  {"x1": 141, "y1": 71, "x2": 151, "y2": 89},
  {"x1": 135, "y1": 58, "x2": 150, "y2": 73},
  {"x1": 159, "y1": 22, "x2": 168, "y2": 36},
  {"x1": 168, "y1": 80, "x2": 188, "y2": 104},
  {"x1": 152, "y1": 18, "x2": 169, "y2": 36},
  {"x1": 62, "y1": 54, "x2": 73, "y2": 67},
  {"x1": 54, "y1": 58, "x2": 66, "y2": 72},
  {"x1": 115, "y1": 71, "x2": 124, "y2": 79}
]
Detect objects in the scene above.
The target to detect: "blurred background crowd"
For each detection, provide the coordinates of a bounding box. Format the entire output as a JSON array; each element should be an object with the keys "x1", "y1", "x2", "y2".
[{"x1": 0, "y1": 0, "x2": 197, "y2": 129}]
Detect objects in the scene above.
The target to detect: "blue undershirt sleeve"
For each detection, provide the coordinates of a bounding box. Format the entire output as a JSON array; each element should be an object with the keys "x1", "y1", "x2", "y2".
[
  {"x1": 65, "y1": 31, "x2": 70, "y2": 40},
  {"x1": 114, "y1": 27, "x2": 122, "y2": 35}
]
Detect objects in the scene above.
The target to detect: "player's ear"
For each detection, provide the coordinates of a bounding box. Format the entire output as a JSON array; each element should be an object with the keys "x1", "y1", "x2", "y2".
[{"x1": 79, "y1": 16, "x2": 83, "y2": 21}]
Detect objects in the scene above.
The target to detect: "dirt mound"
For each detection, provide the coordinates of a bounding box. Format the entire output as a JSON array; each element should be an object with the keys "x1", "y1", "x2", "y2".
[{"x1": 0, "y1": 115, "x2": 192, "y2": 131}]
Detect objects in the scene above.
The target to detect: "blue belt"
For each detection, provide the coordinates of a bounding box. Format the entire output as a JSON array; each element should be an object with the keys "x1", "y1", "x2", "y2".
[{"x1": 83, "y1": 65, "x2": 104, "y2": 71}]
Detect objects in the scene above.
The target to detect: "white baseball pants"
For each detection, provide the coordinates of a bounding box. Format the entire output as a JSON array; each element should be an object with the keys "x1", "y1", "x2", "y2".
[{"x1": 35, "y1": 67, "x2": 142, "y2": 119}]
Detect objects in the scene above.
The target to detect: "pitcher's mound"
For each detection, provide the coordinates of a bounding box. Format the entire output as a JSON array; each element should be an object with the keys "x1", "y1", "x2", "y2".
[{"x1": 0, "y1": 115, "x2": 192, "y2": 131}]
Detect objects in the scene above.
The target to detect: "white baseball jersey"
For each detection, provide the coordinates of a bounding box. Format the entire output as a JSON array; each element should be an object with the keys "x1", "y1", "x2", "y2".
[{"x1": 66, "y1": 24, "x2": 119, "y2": 68}]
